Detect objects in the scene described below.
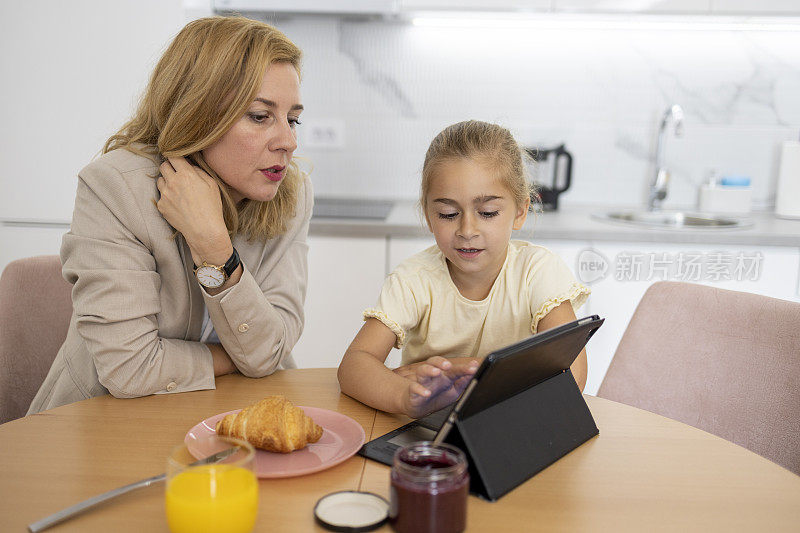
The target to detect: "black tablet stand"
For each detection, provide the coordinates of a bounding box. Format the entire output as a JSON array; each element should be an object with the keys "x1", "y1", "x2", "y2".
[{"x1": 444, "y1": 369, "x2": 598, "y2": 501}]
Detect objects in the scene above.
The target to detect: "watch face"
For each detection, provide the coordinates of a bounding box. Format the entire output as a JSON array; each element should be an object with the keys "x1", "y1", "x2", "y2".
[{"x1": 196, "y1": 265, "x2": 225, "y2": 288}]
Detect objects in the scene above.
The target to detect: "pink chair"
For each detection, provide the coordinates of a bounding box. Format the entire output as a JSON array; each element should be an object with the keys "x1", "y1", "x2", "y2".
[
  {"x1": 0, "y1": 256, "x2": 72, "y2": 424},
  {"x1": 597, "y1": 281, "x2": 800, "y2": 475}
]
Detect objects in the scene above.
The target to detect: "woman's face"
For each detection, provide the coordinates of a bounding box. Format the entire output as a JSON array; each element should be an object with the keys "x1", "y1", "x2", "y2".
[{"x1": 203, "y1": 62, "x2": 303, "y2": 204}]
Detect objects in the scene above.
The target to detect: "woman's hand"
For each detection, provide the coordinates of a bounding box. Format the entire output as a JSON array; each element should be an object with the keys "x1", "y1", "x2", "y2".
[
  {"x1": 208, "y1": 343, "x2": 237, "y2": 376},
  {"x1": 156, "y1": 156, "x2": 231, "y2": 264},
  {"x1": 394, "y1": 356, "x2": 480, "y2": 419}
]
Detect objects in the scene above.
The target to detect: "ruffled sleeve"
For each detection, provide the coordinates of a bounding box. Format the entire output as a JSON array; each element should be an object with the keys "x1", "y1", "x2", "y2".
[
  {"x1": 526, "y1": 249, "x2": 590, "y2": 333},
  {"x1": 363, "y1": 273, "x2": 422, "y2": 349}
]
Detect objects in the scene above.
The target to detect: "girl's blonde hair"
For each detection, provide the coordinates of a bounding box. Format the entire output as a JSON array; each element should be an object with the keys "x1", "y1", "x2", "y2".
[
  {"x1": 104, "y1": 16, "x2": 303, "y2": 241},
  {"x1": 420, "y1": 120, "x2": 536, "y2": 211}
]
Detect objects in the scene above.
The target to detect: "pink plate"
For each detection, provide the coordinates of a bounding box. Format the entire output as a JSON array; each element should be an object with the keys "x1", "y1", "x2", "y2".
[{"x1": 185, "y1": 407, "x2": 365, "y2": 478}]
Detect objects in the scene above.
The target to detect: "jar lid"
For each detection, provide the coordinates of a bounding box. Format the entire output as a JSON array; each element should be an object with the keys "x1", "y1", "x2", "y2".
[
  {"x1": 313, "y1": 491, "x2": 389, "y2": 532},
  {"x1": 393, "y1": 441, "x2": 467, "y2": 483}
]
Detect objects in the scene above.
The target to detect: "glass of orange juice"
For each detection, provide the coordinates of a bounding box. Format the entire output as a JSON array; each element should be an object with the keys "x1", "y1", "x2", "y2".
[{"x1": 165, "y1": 435, "x2": 258, "y2": 533}]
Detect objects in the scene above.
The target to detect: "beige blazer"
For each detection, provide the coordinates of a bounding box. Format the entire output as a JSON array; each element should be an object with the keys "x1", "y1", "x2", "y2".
[{"x1": 28, "y1": 148, "x2": 312, "y2": 414}]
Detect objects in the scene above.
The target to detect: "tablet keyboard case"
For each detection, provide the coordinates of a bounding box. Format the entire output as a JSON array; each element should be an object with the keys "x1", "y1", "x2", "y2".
[
  {"x1": 447, "y1": 369, "x2": 598, "y2": 501},
  {"x1": 359, "y1": 317, "x2": 602, "y2": 501}
]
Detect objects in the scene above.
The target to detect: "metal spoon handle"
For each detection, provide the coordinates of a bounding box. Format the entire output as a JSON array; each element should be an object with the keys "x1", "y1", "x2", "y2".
[
  {"x1": 27, "y1": 445, "x2": 238, "y2": 532},
  {"x1": 28, "y1": 473, "x2": 165, "y2": 532}
]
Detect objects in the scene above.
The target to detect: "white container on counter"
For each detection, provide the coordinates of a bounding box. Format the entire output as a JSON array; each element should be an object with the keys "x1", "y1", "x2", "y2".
[
  {"x1": 698, "y1": 176, "x2": 752, "y2": 214},
  {"x1": 775, "y1": 141, "x2": 800, "y2": 220}
]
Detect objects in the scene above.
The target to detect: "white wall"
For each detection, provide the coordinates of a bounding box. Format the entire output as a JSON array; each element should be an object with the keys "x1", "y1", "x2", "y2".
[
  {"x1": 275, "y1": 16, "x2": 800, "y2": 209},
  {"x1": 3, "y1": 6, "x2": 800, "y2": 222},
  {"x1": 0, "y1": 0, "x2": 185, "y2": 222}
]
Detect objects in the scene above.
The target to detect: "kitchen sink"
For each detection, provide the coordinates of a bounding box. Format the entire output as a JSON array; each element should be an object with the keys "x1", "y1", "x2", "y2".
[{"x1": 591, "y1": 210, "x2": 753, "y2": 230}]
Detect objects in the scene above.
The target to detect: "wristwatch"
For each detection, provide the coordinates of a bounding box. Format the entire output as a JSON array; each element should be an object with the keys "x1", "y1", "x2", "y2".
[{"x1": 194, "y1": 248, "x2": 240, "y2": 289}]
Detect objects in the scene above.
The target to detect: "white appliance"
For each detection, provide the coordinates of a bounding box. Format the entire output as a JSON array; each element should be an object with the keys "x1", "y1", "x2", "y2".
[{"x1": 775, "y1": 140, "x2": 800, "y2": 220}]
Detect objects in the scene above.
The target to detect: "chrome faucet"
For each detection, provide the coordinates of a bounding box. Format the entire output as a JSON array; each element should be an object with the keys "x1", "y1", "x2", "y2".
[{"x1": 648, "y1": 104, "x2": 684, "y2": 211}]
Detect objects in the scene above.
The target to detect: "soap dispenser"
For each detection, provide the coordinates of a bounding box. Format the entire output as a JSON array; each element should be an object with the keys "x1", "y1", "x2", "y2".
[{"x1": 698, "y1": 169, "x2": 752, "y2": 214}]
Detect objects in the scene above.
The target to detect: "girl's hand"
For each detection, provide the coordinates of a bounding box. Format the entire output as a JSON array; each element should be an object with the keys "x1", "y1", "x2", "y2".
[
  {"x1": 156, "y1": 157, "x2": 231, "y2": 263},
  {"x1": 394, "y1": 356, "x2": 480, "y2": 418}
]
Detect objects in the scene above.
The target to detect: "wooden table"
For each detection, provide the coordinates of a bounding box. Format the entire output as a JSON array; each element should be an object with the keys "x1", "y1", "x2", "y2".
[{"x1": 1, "y1": 368, "x2": 798, "y2": 532}]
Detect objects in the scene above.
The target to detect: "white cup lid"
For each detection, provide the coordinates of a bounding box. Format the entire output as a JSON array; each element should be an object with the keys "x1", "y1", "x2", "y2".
[{"x1": 313, "y1": 491, "x2": 389, "y2": 532}]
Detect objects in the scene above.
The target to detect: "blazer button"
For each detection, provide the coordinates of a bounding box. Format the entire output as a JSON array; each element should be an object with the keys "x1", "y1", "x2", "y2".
[
  {"x1": 166, "y1": 381, "x2": 177, "y2": 392},
  {"x1": 238, "y1": 323, "x2": 250, "y2": 333}
]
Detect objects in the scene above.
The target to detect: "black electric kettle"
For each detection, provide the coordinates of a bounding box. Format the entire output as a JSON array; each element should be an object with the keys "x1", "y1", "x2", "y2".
[{"x1": 524, "y1": 144, "x2": 573, "y2": 211}]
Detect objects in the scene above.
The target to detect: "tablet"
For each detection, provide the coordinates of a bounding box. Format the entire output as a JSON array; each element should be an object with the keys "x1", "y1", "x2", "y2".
[{"x1": 359, "y1": 315, "x2": 604, "y2": 466}]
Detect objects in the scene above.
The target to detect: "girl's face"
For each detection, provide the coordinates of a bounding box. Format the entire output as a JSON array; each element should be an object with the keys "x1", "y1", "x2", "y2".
[
  {"x1": 425, "y1": 157, "x2": 529, "y2": 289},
  {"x1": 203, "y1": 62, "x2": 303, "y2": 204}
]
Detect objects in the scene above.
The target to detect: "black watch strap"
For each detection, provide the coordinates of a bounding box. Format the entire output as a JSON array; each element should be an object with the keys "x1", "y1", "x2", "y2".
[
  {"x1": 222, "y1": 247, "x2": 240, "y2": 277},
  {"x1": 193, "y1": 247, "x2": 240, "y2": 277}
]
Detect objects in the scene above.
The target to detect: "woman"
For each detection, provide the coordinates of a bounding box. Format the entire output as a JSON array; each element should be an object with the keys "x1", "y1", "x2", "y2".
[{"x1": 28, "y1": 16, "x2": 311, "y2": 413}]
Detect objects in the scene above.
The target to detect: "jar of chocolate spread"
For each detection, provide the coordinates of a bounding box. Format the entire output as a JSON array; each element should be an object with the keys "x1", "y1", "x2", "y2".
[{"x1": 390, "y1": 442, "x2": 469, "y2": 533}]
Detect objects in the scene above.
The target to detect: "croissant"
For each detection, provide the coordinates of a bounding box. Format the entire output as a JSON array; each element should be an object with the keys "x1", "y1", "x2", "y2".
[{"x1": 215, "y1": 395, "x2": 323, "y2": 453}]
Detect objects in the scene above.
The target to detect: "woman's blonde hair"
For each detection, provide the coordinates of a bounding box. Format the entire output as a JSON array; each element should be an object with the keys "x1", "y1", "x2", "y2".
[
  {"x1": 420, "y1": 120, "x2": 536, "y2": 212},
  {"x1": 104, "y1": 16, "x2": 303, "y2": 241}
]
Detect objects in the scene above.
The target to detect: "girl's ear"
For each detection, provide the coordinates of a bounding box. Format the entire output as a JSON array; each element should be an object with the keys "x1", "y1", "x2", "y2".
[{"x1": 512, "y1": 196, "x2": 531, "y2": 230}]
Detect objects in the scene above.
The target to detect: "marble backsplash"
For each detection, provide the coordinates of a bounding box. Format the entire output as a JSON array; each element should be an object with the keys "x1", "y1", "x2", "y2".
[{"x1": 264, "y1": 15, "x2": 800, "y2": 210}]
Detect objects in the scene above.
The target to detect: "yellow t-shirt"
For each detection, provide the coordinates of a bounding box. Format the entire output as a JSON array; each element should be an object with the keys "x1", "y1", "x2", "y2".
[{"x1": 363, "y1": 240, "x2": 590, "y2": 366}]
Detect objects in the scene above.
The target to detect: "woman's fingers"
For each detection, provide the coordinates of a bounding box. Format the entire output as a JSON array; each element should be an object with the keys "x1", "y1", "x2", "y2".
[
  {"x1": 159, "y1": 159, "x2": 175, "y2": 176},
  {"x1": 167, "y1": 156, "x2": 193, "y2": 173},
  {"x1": 168, "y1": 156, "x2": 218, "y2": 188}
]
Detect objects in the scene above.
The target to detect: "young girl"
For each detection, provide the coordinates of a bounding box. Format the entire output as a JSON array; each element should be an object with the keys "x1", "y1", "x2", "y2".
[{"x1": 337, "y1": 120, "x2": 590, "y2": 418}]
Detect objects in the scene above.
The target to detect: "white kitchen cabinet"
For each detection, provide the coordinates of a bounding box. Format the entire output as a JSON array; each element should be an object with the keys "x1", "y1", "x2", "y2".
[
  {"x1": 401, "y1": 0, "x2": 551, "y2": 11},
  {"x1": 403, "y1": 0, "x2": 800, "y2": 16},
  {"x1": 0, "y1": 223, "x2": 69, "y2": 275},
  {"x1": 710, "y1": 0, "x2": 800, "y2": 15},
  {"x1": 582, "y1": 241, "x2": 800, "y2": 396},
  {"x1": 211, "y1": 0, "x2": 800, "y2": 16},
  {"x1": 292, "y1": 235, "x2": 387, "y2": 369},
  {"x1": 213, "y1": 0, "x2": 396, "y2": 14},
  {"x1": 555, "y1": 0, "x2": 711, "y2": 13}
]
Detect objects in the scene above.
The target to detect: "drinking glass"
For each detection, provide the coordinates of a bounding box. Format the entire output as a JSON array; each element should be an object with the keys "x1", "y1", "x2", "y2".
[{"x1": 165, "y1": 435, "x2": 258, "y2": 533}]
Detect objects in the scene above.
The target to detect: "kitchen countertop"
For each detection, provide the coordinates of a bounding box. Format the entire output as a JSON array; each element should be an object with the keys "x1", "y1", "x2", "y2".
[
  {"x1": 309, "y1": 201, "x2": 800, "y2": 247},
  {"x1": 3, "y1": 203, "x2": 799, "y2": 247}
]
